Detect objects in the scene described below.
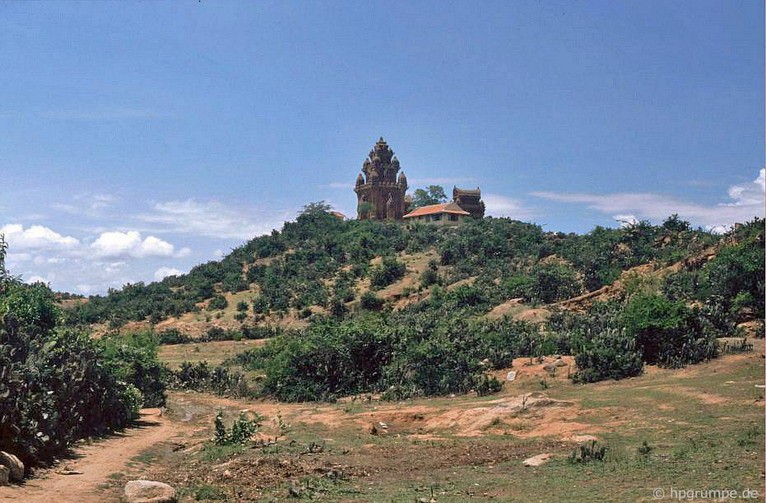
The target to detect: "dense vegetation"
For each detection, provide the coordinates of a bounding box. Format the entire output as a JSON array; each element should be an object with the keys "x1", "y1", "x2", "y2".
[
  {"x1": 66, "y1": 204, "x2": 725, "y2": 327},
  {"x1": 0, "y1": 238, "x2": 167, "y2": 470},
  {"x1": 59, "y1": 204, "x2": 763, "y2": 401}
]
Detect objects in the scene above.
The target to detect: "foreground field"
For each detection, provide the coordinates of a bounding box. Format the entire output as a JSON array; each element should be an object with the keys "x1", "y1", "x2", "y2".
[{"x1": 5, "y1": 341, "x2": 760, "y2": 502}]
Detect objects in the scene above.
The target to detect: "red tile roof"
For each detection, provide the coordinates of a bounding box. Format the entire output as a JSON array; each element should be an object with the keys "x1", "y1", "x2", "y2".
[{"x1": 403, "y1": 202, "x2": 471, "y2": 218}]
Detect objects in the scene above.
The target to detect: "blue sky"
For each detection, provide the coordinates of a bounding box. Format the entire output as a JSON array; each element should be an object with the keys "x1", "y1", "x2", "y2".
[{"x1": 1, "y1": 0, "x2": 763, "y2": 294}]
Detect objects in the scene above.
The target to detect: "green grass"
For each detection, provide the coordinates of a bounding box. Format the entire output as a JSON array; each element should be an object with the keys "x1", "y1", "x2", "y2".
[{"x1": 199, "y1": 443, "x2": 245, "y2": 463}]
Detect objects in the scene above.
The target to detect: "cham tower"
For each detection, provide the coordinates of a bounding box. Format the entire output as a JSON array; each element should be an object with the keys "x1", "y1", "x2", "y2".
[{"x1": 354, "y1": 137, "x2": 409, "y2": 220}]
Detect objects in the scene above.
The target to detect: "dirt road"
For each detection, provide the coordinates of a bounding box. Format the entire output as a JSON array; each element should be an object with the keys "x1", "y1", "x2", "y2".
[{"x1": 0, "y1": 409, "x2": 179, "y2": 503}]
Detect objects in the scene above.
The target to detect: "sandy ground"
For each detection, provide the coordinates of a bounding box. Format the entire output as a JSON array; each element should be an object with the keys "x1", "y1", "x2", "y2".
[{"x1": 0, "y1": 409, "x2": 180, "y2": 503}]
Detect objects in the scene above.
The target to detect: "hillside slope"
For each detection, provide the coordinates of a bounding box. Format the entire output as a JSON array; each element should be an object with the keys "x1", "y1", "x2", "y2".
[{"x1": 64, "y1": 208, "x2": 763, "y2": 340}]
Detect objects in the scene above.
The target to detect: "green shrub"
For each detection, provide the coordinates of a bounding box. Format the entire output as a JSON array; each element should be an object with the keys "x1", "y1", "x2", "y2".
[
  {"x1": 570, "y1": 440, "x2": 608, "y2": 463},
  {"x1": 572, "y1": 329, "x2": 644, "y2": 383},
  {"x1": 0, "y1": 278, "x2": 145, "y2": 468},
  {"x1": 370, "y1": 257, "x2": 406, "y2": 289},
  {"x1": 171, "y1": 361, "x2": 255, "y2": 398},
  {"x1": 99, "y1": 332, "x2": 168, "y2": 407},
  {"x1": 621, "y1": 293, "x2": 717, "y2": 367},
  {"x1": 526, "y1": 260, "x2": 584, "y2": 304},
  {"x1": 360, "y1": 291, "x2": 383, "y2": 311},
  {"x1": 475, "y1": 375, "x2": 503, "y2": 396},
  {"x1": 157, "y1": 328, "x2": 190, "y2": 345},
  {"x1": 208, "y1": 295, "x2": 229, "y2": 310},
  {"x1": 419, "y1": 260, "x2": 440, "y2": 288},
  {"x1": 213, "y1": 409, "x2": 263, "y2": 445}
]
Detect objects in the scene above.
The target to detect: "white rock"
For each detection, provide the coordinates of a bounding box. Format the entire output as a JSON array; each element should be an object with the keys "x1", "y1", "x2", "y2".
[
  {"x1": 0, "y1": 451, "x2": 24, "y2": 482},
  {"x1": 522, "y1": 453, "x2": 552, "y2": 467},
  {"x1": 506, "y1": 371, "x2": 517, "y2": 382},
  {"x1": 124, "y1": 480, "x2": 177, "y2": 503}
]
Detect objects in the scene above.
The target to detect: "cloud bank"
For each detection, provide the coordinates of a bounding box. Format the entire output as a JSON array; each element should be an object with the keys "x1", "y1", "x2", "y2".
[{"x1": 531, "y1": 169, "x2": 764, "y2": 229}]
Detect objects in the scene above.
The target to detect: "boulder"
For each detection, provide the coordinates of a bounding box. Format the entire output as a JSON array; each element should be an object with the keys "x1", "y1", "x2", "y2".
[
  {"x1": 522, "y1": 453, "x2": 552, "y2": 467},
  {"x1": 0, "y1": 465, "x2": 9, "y2": 486},
  {"x1": 0, "y1": 451, "x2": 24, "y2": 482},
  {"x1": 123, "y1": 480, "x2": 177, "y2": 503}
]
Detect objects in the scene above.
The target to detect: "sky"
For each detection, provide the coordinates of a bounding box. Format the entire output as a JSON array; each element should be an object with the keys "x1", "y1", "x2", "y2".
[{"x1": 0, "y1": 0, "x2": 763, "y2": 295}]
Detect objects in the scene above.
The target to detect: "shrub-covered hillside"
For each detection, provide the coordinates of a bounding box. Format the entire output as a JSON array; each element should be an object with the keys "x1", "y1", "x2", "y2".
[
  {"x1": 60, "y1": 205, "x2": 764, "y2": 401},
  {"x1": 66, "y1": 203, "x2": 756, "y2": 330}
]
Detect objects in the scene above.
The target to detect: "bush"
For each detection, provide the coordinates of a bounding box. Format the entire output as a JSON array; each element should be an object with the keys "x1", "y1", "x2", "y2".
[
  {"x1": 213, "y1": 409, "x2": 263, "y2": 445},
  {"x1": 171, "y1": 361, "x2": 255, "y2": 398},
  {"x1": 360, "y1": 291, "x2": 384, "y2": 311},
  {"x1": 251, "y1": 311, "x2": 524, "y2": 402},
  {"x1": 157, "y1": 328, "x2": 190, "y2": 345},
  {"x1": 475, "y1": 375, "x2": 503, "y2": 396},
  {"x1": 370, "y1": 257, "x2": 406, "y2": 289},
  {"x1": 572, "y1": 329, "x2": 644, "y2": 383},
  {"x1": 208, "y1": 295, "x2": 229, "y2": 310},
  {"x1": 99, "y1": 332, "x2": 168, "y2": 407},
  {"x1": 0, "y1": 279, "x2": 144, "y2": 468},
  {"x1": 526, "y1": 260, "x2": 584, "y2": 304},
  {"x1": 570, "y1": 440, "x2": 608, "y2": 463},
  {"x1": 419, "y1": 260, "x2": 440, "y2": 288},
  {"x1": 621, "y1": 293, "x2": 717, "y2": 367}
]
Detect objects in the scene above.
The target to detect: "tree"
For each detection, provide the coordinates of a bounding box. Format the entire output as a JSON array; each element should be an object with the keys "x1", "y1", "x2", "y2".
[
  {"x1": 410, "y1": 185, "x2": 447, "y2": 209},
  {"x1": 662, "y1": 214, "x2": 691, "y2": 233}
]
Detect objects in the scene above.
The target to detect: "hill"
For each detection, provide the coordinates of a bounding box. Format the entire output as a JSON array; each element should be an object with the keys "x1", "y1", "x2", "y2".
[
  {"x1": 59, "y1": 207, "x2": 763, "y2": 400},
  {"x1": 65, "y1": 205, "x2": 762, "y2": 339}
]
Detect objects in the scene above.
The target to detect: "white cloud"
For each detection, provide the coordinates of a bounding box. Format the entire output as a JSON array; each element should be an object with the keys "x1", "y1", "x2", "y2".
[
  {"x1": 25, "y1": 274, "x2": 52, "y2": 285},
  {"x1": 154, "y1": 266, "x2": 183, "y2": 281},
  {"x1": 137, "y1": 199, "x2": 293, "y2": 240},
  {"x1": 51, "y1": 193, "x2": 119, "y2": 218},
  {"x1": 90, "y1": 231, "x2": 177, "y2": 258},
  {"x1": 75, "y1": 284, "x2": 94, "y2": 295},
  {"x1": 726, "y1": 168, "x2": 764, "y2": 206},
  {"x1": 706, "y1": 225, "x2": 730, "y2": 235},
  {"x1": 0, "y1": 223, "x2": 79, "y2": 250},
  {"x1": 531, "y1": 169, "x2": 765, "y2": 229},
  {"x1": 613, "y1": 214, "x2": 638, "y2": 227},
  {"x1": 6, "y1": 252, "x2": 32, "y2": 262},
  {"x1": 482, "y1": 193, "x2": 537, "y2": 220}
]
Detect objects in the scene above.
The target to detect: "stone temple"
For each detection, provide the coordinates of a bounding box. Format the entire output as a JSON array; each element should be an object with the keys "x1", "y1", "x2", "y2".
[
  {"x1": 354, "y1": 137, "x2": 485, "y2": 222},
  {"x1": 354, "y1": 137, "x2": 409, "y2": 220}
]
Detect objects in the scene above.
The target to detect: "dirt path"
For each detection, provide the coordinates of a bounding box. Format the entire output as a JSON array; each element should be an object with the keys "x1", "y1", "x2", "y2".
[{"x1": 0, "y1": 409, "x2": 181, "y2": 503}]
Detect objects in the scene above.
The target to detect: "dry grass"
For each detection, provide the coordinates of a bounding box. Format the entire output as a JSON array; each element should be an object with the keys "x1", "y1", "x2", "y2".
[{"x1": 157, "y1": 339, "x2": 267, "y2": 369}]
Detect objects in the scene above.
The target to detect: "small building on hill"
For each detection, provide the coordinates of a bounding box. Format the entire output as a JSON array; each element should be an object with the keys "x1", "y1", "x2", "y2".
[
  {"x1": 453, "y1": 186, "x2": 485, "y2": 219},
  {"x1": 403, "y1": 202, "x2": 471, "y2": 225}
]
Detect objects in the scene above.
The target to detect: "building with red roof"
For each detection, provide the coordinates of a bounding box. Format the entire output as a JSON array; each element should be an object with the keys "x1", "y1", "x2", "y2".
[{"x1": 402, "y1": 202, "x2": 471, "y2": 225}]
